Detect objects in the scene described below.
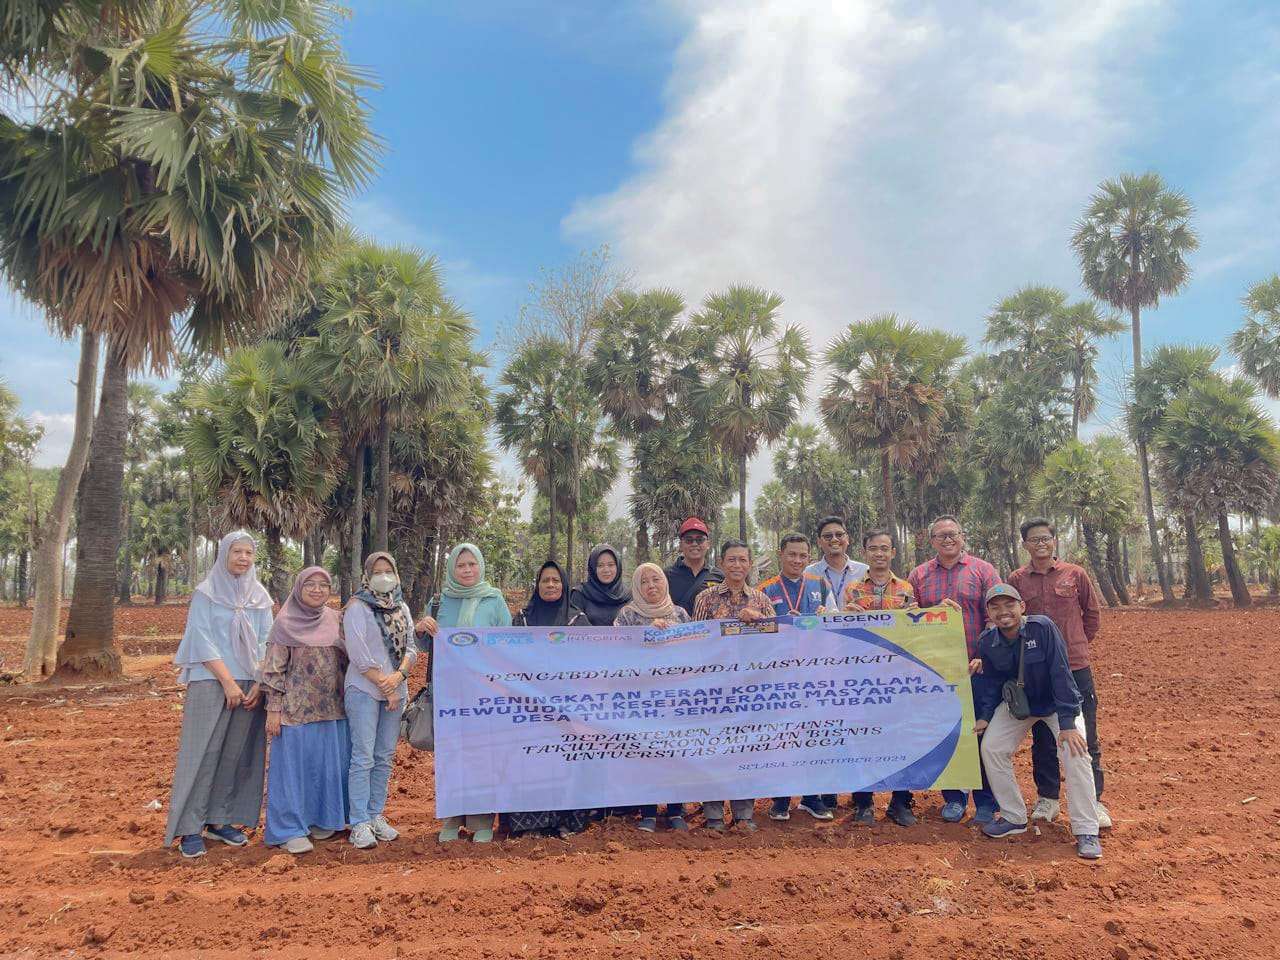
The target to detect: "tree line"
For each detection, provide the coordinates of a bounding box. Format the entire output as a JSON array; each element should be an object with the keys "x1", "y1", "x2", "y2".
[{"x1": 2, "y1": 1, "x2": 1280, "y2": 686}]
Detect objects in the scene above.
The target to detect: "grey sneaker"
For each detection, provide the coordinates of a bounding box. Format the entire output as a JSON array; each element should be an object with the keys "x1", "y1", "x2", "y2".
[
  {"x1": 1031, "y1": 797, "x2": 1061, "y2": 822},
  {"x1": 1076, "y1": 834, "x2": 1103, "y2": 860},
  {"x1": 371, "y1": 815, "x2": 399, "y2": 841},
  {"x1": 797, "y1": 798, "x2": 835, "y2": 821},
  {"x1": 349, "y1": 822, "x2": 377, "y2": 849},
  {"x1": 282, "y1": 836, "x2": 314, "y2": 855},
  {"x1": 1095, "y1": 802, "x2": 1113, "y2": 829},
  {"x1": 309, "y1": 828, "x2": 336, "y2": 841},
  {"x1": 637, "y1": 817, "x2": 657, "y2": 833}
]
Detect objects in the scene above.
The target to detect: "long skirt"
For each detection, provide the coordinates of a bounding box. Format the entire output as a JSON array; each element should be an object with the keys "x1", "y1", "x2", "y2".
[
  {"x1": 164, "y1": 679, "x2": 266, "y2": 846},
  {"x1": 264, "y1": 719, "x2": 351, "y2": 845}
]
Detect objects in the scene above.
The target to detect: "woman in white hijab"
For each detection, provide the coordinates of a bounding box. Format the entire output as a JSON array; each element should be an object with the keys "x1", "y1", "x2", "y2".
[{"x1": 164, "y1": 531, "x2": 275, "y2": 858}]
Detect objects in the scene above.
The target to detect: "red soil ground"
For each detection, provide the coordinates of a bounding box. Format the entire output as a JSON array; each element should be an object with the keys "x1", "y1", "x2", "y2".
[{"x1": 0, "y1": 606, "x2": 1275, "y2": 959}]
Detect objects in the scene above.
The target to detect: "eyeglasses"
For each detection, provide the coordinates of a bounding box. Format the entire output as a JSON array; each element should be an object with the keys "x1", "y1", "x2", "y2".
[
  {"x1": 681, "y1": 536, "x2": 708, "y2": 545},
  {"x1": 931, "y1": 532, "x2": 962, "y2": 542},
  {"x1": 819, "y1": 531, "x2": 847, "y2": 541},
  {"x1": 1025, "y1": 536, "x2": 1055, "y2": 545},
  {"x1": 302, "y1": 581, "x2": 330, "y2": 592}
]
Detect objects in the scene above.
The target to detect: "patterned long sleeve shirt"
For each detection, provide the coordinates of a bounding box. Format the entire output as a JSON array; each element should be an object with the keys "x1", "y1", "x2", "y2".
[
  {"x1": 907, "y1": 553, "x2": 1001, "y2": 656},
  {"x1": 843, "y1": 573, "x2": 915, "y2": 610},
  {"x1": 260, "y1": 643, "x2": 348, "y2": 726},
  {"x1": 692, "y1": 582, "x2": 775, "y2": 621}
]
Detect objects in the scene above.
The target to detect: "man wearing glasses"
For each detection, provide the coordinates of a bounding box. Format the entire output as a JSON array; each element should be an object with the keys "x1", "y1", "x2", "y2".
[
  {"x1": 803, "y1": 515, "x2": 868, "y2": 818},
  {"x1": 1007, "y1": 518, "x2": 1109, "y2": 830},
  {"x1": 665, "y1": 517, "x2": 724, "y2": 617},
  {"x1": 907, "y1": 514, "x2": 1001, "y2": 823}
]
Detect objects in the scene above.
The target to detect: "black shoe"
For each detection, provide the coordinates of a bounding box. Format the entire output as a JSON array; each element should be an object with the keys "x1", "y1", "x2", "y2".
[
  {"x1": 851, "y1": 805, "x2": 875, "y2": 825},
  {"x1": 886, "y1": 801, "x2": 917, "y2": 827}
]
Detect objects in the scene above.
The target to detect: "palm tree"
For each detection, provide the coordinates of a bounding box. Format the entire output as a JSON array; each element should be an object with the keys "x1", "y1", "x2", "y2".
[
  {"x1": 1072, "y1": 172, "x2": 1198, "y2": 604},
  {"x1": 690, "y1": 286, "x2": 810, "y2": 540},
  {"x1": 186, "y1": 343, "x2": 338, "y2": 600},
  {"x1": 1229, "y1": 275, "x2": 1280, "y2": 397},
  {"x1": 1050, "y1": 302, "x2": 1126, "y2": 439},
  {"x1": 1155, "y1": 374, "x2": 1280, "y2": 608},
  {"x1": 1034, "y1": 441, "x2": 1122, "y2": 606},
  {"x1": 822, "y1": 314, "x2": 966, "y2": 538},
  {"x1": 495, "y1": 336, "x2": 575, "y2": 561},
  {"x1": 0, "y1": 0, "x2": 378, "y2": 677},
  {"x1": 983, "y1": 285, "x2": 1069, "y2": 372},
  {"x1": 772, "y1": 423, "x2": 822, "y2": 534},
  {"x1": 304, "y1": 242, "x2": 471, "y2": 576},
  {"x1": 1129, "y1": 344, "x2": 1218, "y2": 604},
  {"x1": 587, "y1": 288, "x2": 696, "y2": 559}
]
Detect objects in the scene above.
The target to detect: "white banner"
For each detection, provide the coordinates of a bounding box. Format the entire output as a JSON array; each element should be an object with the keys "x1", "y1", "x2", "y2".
[{"x1": 432, "y1": 613, "x2": 980, "y2": 818}]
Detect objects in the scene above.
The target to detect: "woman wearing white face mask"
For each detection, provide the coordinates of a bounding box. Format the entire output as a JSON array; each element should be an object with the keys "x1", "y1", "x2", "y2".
[
  {"x1": 340, "y1": 552, "x2": 417, "y2": 850},
  {"x1": 417, "y1": 542, "x2": 511, "y2": 843}
]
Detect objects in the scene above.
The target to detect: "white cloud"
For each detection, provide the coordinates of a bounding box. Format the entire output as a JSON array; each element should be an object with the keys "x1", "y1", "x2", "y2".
[
  {"x1": 567, "y1": 0, "x2": 1167, "y2": 511},
  {"x1": 29, "y1": 410, "x2": 76, "y2": 468}
]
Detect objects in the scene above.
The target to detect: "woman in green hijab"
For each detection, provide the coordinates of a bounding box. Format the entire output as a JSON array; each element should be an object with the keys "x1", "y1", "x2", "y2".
[{"x1": 417, "y1": 543, "x2": 512, "y2": 843}]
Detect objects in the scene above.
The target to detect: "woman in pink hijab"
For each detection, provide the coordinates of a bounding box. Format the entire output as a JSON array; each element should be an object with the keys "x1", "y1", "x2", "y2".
[{"x1": 260, "y1": 566, "x2": 349, "y2": 855}]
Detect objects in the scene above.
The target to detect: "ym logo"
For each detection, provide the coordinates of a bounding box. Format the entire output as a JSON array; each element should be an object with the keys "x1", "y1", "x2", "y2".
[{"x1": 905, "y1": 610, "x2": 949, "y2": 625}]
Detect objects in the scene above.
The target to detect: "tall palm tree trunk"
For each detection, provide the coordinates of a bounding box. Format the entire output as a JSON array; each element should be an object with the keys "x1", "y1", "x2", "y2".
[
  {"x1": 349, "y1": 442, "x2": 365, "y2": 587},
  {"x1": 1184, "y1": 514, "x2": 1212, "y2": 605},
  {"x1": 264, "y1": 526, "x2": 288, "y2": 601},
  {"x1": 187, "y1": 463, "x2": 199, "y2": 590},
  {"x1": 1217, "y1": 510, "x2": 1251, "y2": 607},
  {"x1": 154, "y1": 559, "x2": 168, "y2": 604},
  {"x1": 1104, "y1": 533, "x2": 1131, "y2": 605},
  {"x1": 1082, "y1": 522, "x2": 1119, "y2": 607},
  {"x1": 1130, "y1": 302, "x2": 1175, "y2": 603},
  {"x1": 374, "y1": 404, "x2": 391, "y2": 552},
  {"x1": 547, "y1": 480, "x2": 558, "y2": 561},
  {"x1": 879, "y1": 450, "x2": 896, "y2": 534},
  {"x1": 117, "y1": 495, "x2": 133, "y2": 604},
  {"x1": 58, "y1": 340, "x2": 129, "y2": 679},
  {"x1": 738, "y1": 452, "x2": 748, "y2": 541},
  {"x1": 24, "y1": 332, "x2": 99, "y2": 678},
  {"x1": 1071, "y1": 371, "x2": 1082, "y2": 441}
]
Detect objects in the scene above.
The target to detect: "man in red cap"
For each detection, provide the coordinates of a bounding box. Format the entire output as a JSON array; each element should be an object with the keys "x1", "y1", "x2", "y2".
[{"x1": 665, "y1": 517, "x2": 724, "y2": 616}]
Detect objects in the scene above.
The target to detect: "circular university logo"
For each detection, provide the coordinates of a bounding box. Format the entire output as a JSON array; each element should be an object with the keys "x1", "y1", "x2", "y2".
[
  {"x1": 448, "y1": 632, "x2": 479, "y2": 647},
  {"x1": 548, "y1": 631, "x2": 568, "y2": 644},
  {"x1": 794, "y1": 615, "x2": 821, "y2": 630}
]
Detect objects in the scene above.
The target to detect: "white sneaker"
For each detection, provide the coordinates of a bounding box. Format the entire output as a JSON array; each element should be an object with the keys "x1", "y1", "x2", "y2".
[
  {"x1": 371, "y1": 815, "x2": 399, "y2": 841},
  {"x1": 1096, "y1": 802, "x2": 1113, "y2": 829},
  {"x1": 349, "y1": 822, "x2": 377, "y2": 849},
  {"x1": 282, "y1": 836, "x2": 314, "y2": 855},
  {"x1": 309, "y1": 828, "x2": 335, "y2": 841},
  {"x1": 1031, "y1": 797, "x2": 1061, "y2": 822}
]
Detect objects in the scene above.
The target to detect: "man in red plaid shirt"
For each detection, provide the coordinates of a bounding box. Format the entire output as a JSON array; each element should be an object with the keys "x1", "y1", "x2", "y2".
[{"x1": 907, "y1": 514, "x2": 1001, "y2": 824}]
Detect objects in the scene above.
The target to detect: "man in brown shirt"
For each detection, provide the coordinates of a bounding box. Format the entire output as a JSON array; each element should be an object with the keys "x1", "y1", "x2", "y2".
[{"x1": 1008, "y1": 517, "x2": 1109, "y2": 829}]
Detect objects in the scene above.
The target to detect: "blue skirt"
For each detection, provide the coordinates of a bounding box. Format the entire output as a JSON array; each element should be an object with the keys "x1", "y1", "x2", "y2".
[{"x1": 264, "y1": 718, "x2": 351, "y2": 845}]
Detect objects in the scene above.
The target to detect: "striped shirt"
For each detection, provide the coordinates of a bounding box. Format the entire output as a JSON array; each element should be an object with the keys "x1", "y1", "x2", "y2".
[{"x1": 907, "y1": 553, "x2": 1001, "y2": 655}]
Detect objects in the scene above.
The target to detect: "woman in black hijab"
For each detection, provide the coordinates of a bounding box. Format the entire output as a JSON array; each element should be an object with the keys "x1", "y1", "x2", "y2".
[
  {"x1": 513, "y1": 560, "x2": 588, "y2": 627},
  {"x1": 507, "y1": 559, "x2": 591, "y2": 837},
  {"x1": 570, "y1": 545, "x2": 631, "y2": 627}
]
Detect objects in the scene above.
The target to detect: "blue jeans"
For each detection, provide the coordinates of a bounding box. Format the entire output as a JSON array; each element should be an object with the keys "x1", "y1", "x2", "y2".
[{"x1": 345, "y1": 688, "x2": 403, "y2": 826}]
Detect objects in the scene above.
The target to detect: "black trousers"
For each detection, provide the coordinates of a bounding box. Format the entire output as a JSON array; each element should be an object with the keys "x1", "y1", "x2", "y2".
[
  {"x1": 852, "y1": 790, "x2": 913, "y2": 809},
  {"x1": 1031, "y1": 666, "x2": 1104, "y2": 800},
  {"x1": 639, "y1": 803, "x2": 684, "y2": 818}
]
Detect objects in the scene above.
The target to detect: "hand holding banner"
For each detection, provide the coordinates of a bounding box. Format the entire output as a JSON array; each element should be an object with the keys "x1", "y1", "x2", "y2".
[{"x1": 432, "y1": 610, "x2": 981, "y2": 818}]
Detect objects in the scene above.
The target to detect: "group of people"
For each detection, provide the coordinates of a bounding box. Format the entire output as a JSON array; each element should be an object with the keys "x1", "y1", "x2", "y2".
[{"x1": 164, "y1": 511, "x2": 1109, "y2": 862}]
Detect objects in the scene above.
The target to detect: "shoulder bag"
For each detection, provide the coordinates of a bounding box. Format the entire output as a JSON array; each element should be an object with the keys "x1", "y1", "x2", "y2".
[
  {"x1": 1000, "y1": 632, "x2": 1032, "y2": 720},
  {"x1": 401, "y1": 595, "x2": 440, "y2": 751}
]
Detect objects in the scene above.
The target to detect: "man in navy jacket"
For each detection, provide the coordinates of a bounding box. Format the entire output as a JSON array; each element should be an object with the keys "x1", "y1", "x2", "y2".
[{"x1": 971, "y1": 583, "x2": 1103, "y2": 860}]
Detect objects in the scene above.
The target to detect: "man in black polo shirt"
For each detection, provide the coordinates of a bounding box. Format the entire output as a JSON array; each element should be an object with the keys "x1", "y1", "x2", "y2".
[{"x1": 665, "y1": 517, "x2": 724, "y2": 616}]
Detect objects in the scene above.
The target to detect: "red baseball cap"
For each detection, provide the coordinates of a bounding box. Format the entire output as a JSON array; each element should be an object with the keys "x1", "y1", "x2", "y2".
[{"x1": 678, "y1": 517, "x2": 710, "y2": 537}]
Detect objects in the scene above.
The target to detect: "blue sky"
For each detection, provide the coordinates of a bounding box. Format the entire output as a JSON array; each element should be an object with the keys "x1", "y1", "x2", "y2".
[{"x1": 3, "y1": 0, "x2": 1279, "y2": 511}]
